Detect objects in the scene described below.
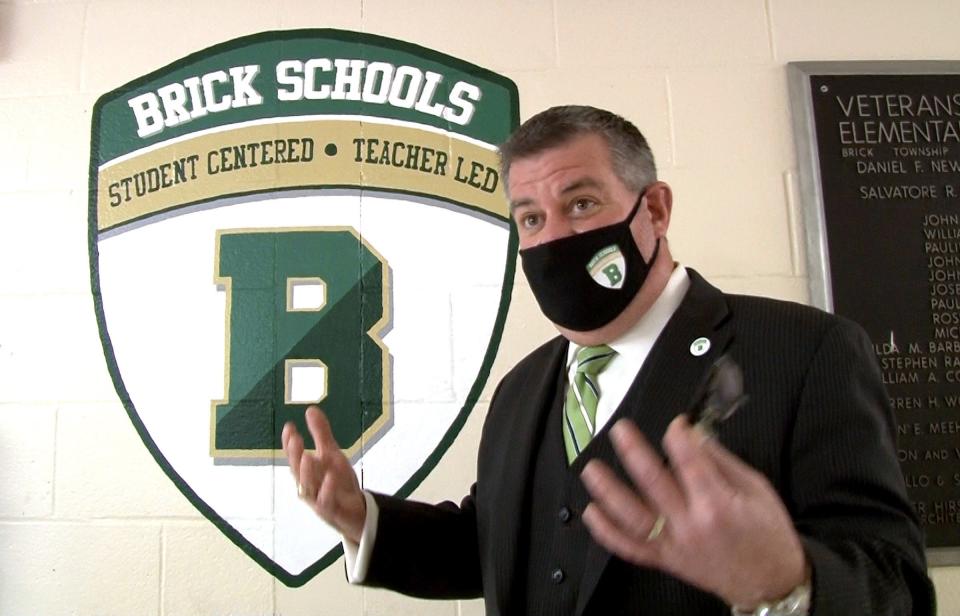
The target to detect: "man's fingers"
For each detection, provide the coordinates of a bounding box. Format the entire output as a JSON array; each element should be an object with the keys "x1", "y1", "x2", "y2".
[
  {"x1": 299, "y1": 452, "x2": 322, "y2": 501},
  {"x1": 699, "y1": 434, "x2": 766, "y2": 494},
  {"x1": 288, "y1": 408, "x2": 365, "y2": 541},
  {"x1": 282, "y1": 422, "x2": 305, "y2": 483},
  {"x1": 317, "y1": 471, "x2": 347, "y2": 520},
  {"x1": 663, "y1": 416, "x2": 732, "y2": 502},
  {"x1": 609, "y1": 419, "x2": 686, "y2": 517},
  {"x1": 582, "y1": 502, "x2": 659, "y2": 567},
  {"x1": 305, "y1": 406, "x2": 338, "y2": 451},
  {"x1": 582, "y1": 460, "x2": 662, "y2": 542}
]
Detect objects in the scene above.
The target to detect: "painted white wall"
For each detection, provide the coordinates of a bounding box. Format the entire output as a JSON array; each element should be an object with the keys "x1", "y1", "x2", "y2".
[{"x1": 1, "y1": 1, "x2": 958, "y2": 614}]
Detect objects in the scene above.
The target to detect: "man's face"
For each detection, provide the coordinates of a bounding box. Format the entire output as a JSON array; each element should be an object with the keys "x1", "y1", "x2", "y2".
[
  {"x1": 506, "y1": 131, "x2": 671, "y2": 345},
  {"x1": 507, "y1": 132, "x2": 650, "y2": 255}
]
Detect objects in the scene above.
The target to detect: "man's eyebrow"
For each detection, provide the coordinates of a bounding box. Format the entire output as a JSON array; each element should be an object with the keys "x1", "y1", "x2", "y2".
[
  {"x1": 559, "y1": 177, "x2": 603, "y2": 195},
  {"x1": 508, "y1": 177, "x2": 605, "y2": 212},
  {"x1": 509, "y1": 197, "x2": 534, "y2": 213}
]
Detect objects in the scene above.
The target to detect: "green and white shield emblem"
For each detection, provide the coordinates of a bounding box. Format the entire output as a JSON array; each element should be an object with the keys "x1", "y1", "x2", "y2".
[
  {"x1": 88, "y1": 30, "x2": 518, "y2": 586},
  {"x1": 587, "y1": 245, "x2": 626, "y2": 289}
]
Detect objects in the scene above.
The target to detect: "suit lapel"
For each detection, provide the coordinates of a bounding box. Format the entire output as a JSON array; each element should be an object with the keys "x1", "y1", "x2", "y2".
[
  {"x1": 483, "y1": 336, "x2": 569, "y2": 614},
  {"x1": 575, "y1": 269, "x2": 734, "y2": 614}
]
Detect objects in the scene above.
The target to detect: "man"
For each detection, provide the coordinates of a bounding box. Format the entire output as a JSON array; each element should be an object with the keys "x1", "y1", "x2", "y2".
[{"x1": 283, "y1": 106, "x2": 933, "y2": 615}]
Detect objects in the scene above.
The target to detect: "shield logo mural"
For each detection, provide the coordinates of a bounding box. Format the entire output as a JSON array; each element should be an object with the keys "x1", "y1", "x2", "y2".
[{"x1": 88, "y1": 30, "x2": 518, "y2": 586}]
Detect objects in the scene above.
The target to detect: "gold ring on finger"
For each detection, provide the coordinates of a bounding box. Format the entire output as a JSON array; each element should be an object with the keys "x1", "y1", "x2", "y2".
[{"x1": 646, "y1": 514, "x2": 667, "y2": 542}]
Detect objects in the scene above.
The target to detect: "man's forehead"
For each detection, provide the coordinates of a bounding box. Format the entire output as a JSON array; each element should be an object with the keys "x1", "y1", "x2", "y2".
[
  {"x1": 507, "y1": 132, "x2": 610, "y2": 178},
  {"x1": 508, "y1": 175, "x2": 608, "y2": 211}
]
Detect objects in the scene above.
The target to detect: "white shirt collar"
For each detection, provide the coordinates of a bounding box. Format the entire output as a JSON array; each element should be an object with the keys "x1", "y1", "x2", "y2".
[
  {"x1": 567, "y1": 264, "x2": 691, "y2": 366},
  {"x1": 564, "y1": 265, "x2": 691, "y2": 433}
]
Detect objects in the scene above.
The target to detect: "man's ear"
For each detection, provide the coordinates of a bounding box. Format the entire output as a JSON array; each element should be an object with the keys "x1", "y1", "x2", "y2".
[{"x1": 644, "y1": 181, "x2": 673, "y2": 237}]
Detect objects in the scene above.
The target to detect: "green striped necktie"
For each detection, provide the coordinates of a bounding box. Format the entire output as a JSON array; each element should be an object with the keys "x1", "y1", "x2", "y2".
[{"x1": 563, "y1": 344, "x2": 617, "y2": 464}]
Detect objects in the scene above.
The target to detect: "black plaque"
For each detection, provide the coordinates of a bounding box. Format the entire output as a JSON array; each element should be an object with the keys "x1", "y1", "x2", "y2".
[{"x1": 790, "y1": 62, "x2": 960, "y2": 560}]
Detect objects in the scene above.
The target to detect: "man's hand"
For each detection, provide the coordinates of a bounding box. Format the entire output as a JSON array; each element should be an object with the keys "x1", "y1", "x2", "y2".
[
  {"x1": 282, "y1": 406, "x2": 367, "y2": 544},
  {"x1": 581, "y1": 415, "x2": 809, "y2": 610}
]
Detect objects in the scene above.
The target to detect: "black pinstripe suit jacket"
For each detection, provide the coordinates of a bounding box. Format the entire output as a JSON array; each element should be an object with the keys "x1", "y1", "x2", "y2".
[{"x1": 365, "y1": 269, "x2": 934, "y2": 615}]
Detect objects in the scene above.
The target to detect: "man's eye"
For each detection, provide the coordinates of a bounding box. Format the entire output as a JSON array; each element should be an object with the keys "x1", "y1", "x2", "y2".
[
  {"x1": 572, "y1": 199, "x2": 596, "y2": 212},
  {"x1": 522, "y1": 214, "x2": 541, "y2": 228}
]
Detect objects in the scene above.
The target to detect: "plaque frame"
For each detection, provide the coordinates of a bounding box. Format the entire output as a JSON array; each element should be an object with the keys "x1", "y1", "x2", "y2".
[{"x1": 788, "y1": 60, "x2": 960, "y2": 567}]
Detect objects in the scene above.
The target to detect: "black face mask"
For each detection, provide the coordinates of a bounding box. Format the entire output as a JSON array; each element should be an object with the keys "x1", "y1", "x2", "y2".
[{"x1": 519, "y1": 192, "x2": 659, "y2": 332}]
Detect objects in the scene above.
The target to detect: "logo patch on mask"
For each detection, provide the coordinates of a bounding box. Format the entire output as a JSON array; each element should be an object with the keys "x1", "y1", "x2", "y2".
[{"x1": 587, "y1": 245, "x2": 626, "y2": 289}]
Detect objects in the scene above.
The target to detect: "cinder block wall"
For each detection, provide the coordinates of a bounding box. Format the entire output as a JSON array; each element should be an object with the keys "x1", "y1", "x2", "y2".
[{"x1": 1, "y1": 1, "x2": 957, "y2": 614}]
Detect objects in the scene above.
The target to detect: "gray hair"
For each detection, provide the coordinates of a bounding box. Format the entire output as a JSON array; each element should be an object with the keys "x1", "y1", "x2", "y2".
[{"x1": 498, "y1": 105, "x2": 657, "y2": 197}]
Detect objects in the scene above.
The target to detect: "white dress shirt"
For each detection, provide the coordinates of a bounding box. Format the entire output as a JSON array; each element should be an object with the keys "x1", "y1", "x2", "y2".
[
  {"x1": 567, "y1": 264, "x2": 691, "y2": 431},
  {"x1": 344, "y1": 265, "x2": 692, "y2": 583}
]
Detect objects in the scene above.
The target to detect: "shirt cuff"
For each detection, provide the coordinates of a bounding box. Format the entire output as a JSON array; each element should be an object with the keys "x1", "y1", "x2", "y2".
[{"x1": 342, "y1": 490, "x2": 379, "y2": 584}]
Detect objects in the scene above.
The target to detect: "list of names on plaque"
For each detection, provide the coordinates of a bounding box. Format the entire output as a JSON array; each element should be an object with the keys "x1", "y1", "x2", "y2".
[{"x1": 810, "y1": 74, "x2": 960, "y2": 546}]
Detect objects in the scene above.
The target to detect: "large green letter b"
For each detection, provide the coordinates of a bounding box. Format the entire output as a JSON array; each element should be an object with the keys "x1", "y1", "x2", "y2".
[{"x1": 212, "y1": 228, "x2": 389, "y2": 459}]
